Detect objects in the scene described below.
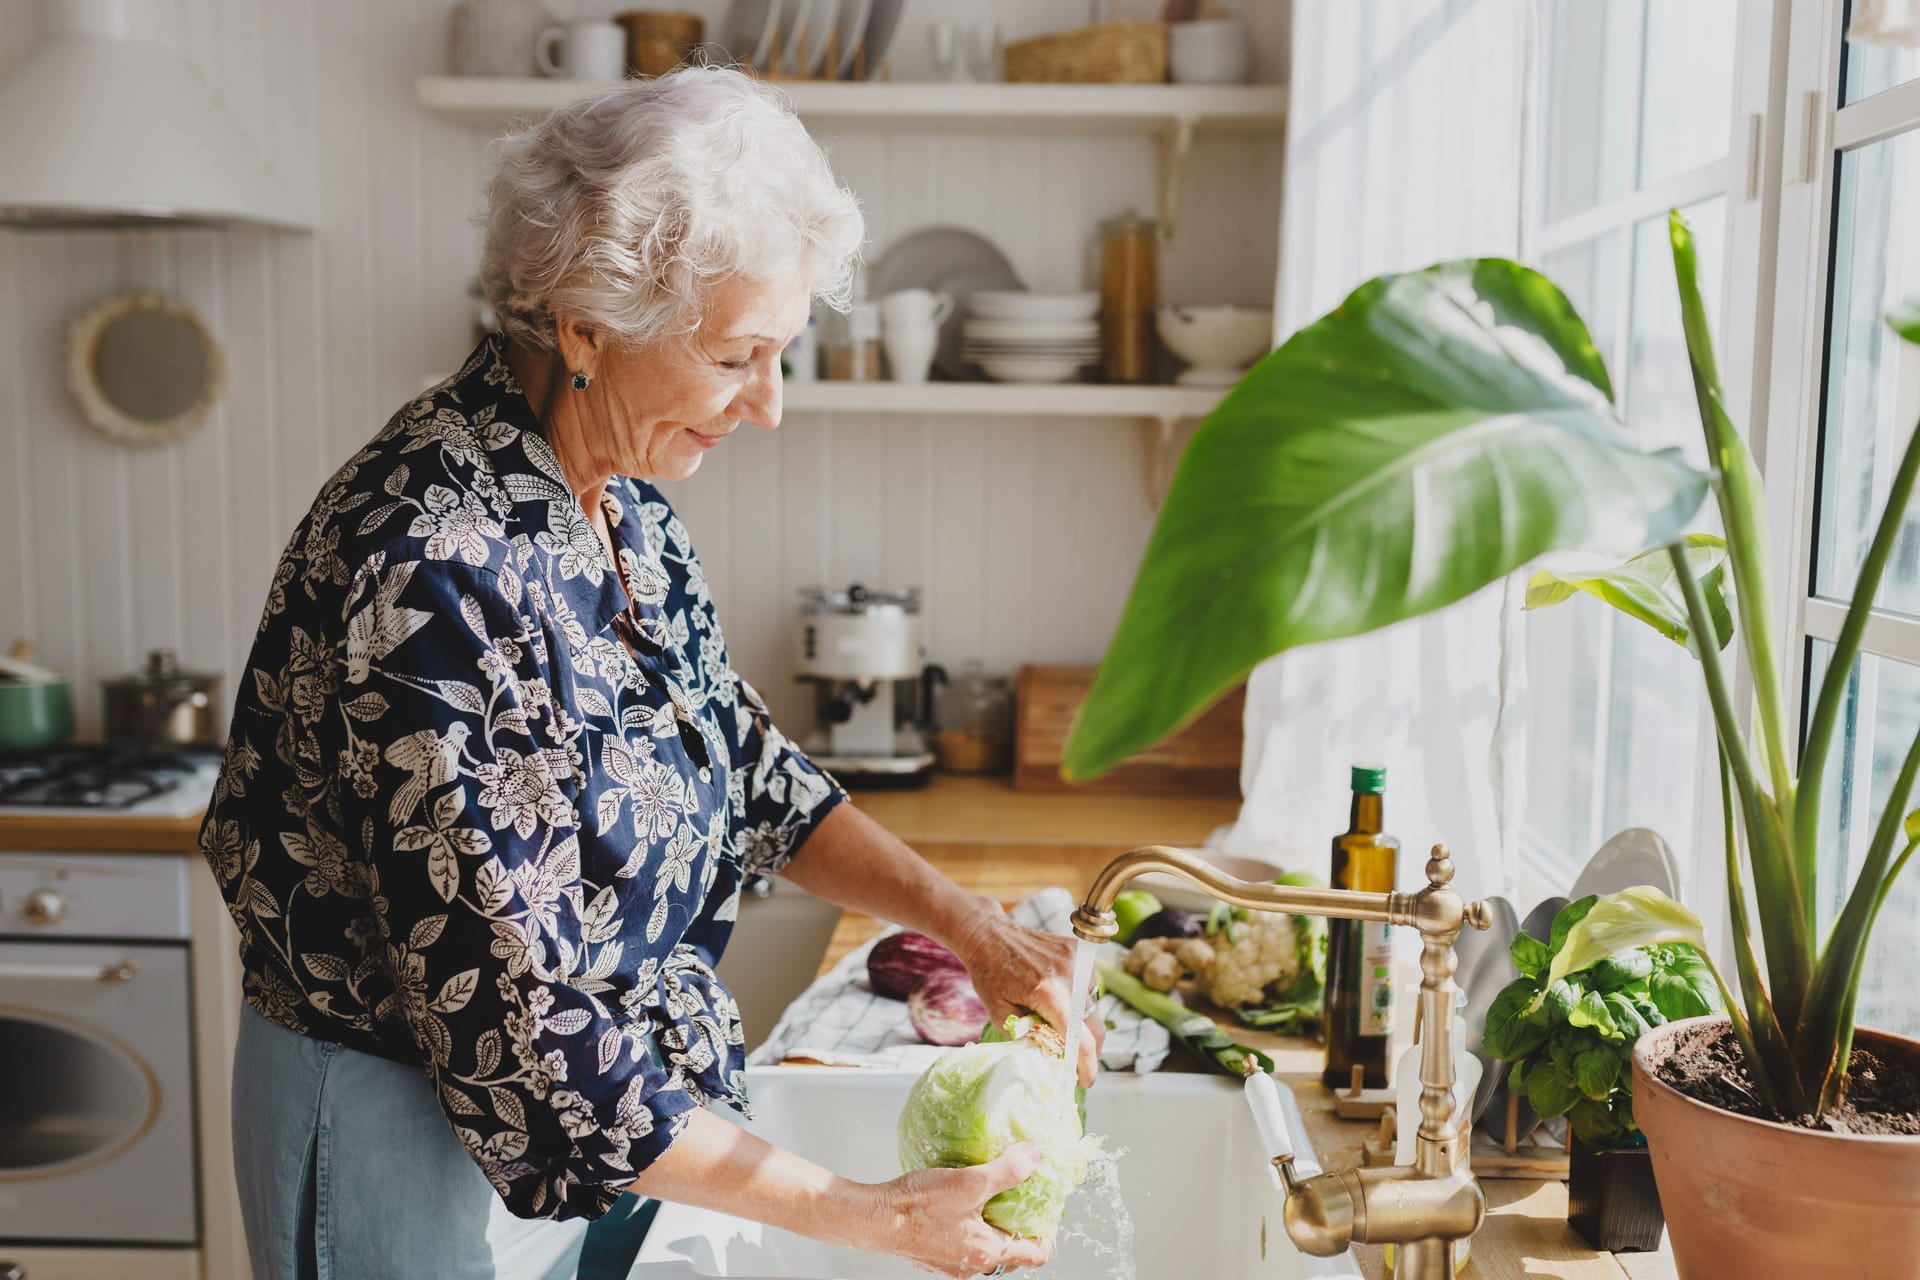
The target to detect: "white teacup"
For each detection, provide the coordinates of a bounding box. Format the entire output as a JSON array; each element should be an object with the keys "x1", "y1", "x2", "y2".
[
  {"x1": 538, "y1": 19, "x2": 626, "y2": 81},
  {"x1": 881, "y1": 289, "x2": 953, "y2": 383}
]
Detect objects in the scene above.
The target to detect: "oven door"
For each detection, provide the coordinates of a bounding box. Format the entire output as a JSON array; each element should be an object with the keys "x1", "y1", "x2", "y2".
[{"x1": 0, "y1": 941, "x2": 196, "y2": 1246}]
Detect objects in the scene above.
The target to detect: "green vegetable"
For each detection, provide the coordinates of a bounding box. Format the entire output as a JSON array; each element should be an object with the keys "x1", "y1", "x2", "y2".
[
  {"x1": 898, "y1": 1017, "x2": 1093, "y2": 1238},
  {"x1": 1098, "y1": 962, "x2": 1275, "y2": 1077},
  {"x1": 1111, "y1": 890, "x2": 1163, "y2": 946},
  {"x1": 1481, "y1": 891, "x2": 1721, "y2": 1146}
]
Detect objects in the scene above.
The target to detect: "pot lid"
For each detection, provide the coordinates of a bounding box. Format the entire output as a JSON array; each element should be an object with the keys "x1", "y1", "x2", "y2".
[
  {"x1": 103, "y1": 647, "x2": 215, "y2": 690},
  {"x1": 0, "y1": 0, "x2": 309, "y2": 231}
]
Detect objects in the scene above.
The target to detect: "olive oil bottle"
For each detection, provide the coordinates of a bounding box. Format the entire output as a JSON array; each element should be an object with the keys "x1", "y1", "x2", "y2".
[{"x1": 1322, "y1": 765, "x2": 1399, "y2": 1089}]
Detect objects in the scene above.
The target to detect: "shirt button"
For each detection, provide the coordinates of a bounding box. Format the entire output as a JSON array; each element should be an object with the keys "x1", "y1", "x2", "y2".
[{"x1": 698, "y1": 767, "x2": 712, "y2": 783}]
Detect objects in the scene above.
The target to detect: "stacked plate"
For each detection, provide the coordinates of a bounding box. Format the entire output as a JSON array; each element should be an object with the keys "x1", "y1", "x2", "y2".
[{"x1": 961, "y1": 291, "x2": 1101, "y2": 384}]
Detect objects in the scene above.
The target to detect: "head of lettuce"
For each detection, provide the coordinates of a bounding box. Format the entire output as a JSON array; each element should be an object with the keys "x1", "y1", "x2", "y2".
[{"x1": 896, "y1": 1018, "x2": 1096, "y2": 1238}]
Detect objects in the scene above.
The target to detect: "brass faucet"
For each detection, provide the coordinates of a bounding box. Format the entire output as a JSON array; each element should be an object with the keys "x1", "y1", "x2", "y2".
[{"x1": 1071, "y1": 843, "x2": 1494, "y2": 1279}]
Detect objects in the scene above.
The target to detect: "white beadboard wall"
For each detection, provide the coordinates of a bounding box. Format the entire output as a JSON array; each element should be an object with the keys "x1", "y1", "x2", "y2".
[{"x1": 0, "y1": 0, "x2": 1285, "y2": 738}]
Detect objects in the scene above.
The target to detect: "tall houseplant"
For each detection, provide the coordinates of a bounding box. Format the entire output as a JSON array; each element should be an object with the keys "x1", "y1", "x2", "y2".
[{"x1": 1064, "y1": 214, "x2": 1920, "y2": 1273}]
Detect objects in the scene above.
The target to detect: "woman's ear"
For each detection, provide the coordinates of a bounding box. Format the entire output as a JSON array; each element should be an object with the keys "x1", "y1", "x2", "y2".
[{"x1": 552, "y1": 313, "x2": 605, "y2": 379}]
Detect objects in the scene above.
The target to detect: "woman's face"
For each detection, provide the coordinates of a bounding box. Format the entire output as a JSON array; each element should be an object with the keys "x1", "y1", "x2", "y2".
[{"x1": 573, "y1": 272, "x2": 811, "y2": 483}]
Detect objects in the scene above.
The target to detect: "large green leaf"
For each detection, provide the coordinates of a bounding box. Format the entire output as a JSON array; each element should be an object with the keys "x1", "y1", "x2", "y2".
[
  {"x1": 1892, "y1": 301, "x2": 1920, "y2": 345},
  {"x1": 1526, "y1": 533, "x2": 1734, "y2": 650},
  {"x1": 1062, "y1": 259, "x2": 1711, "y2": 780}
]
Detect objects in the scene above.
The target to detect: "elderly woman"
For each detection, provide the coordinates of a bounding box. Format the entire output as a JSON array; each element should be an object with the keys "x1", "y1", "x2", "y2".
[{"x1": 203, "y1": 67, "x2": 1099, "y2": 1280}]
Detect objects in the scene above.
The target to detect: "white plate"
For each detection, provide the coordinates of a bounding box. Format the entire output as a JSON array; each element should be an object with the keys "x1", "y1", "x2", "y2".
[
  {"x1": 968, "y1": 290, "x2": 1100, "y2": 322},
  {"x1": 718, "y1": 0, "x2": 784, "y2": 71},
  {"x1": 962, "y1": 318, "x2": 1099, "y2": 341},
  {"x1": 781, "y1": 0, "x2": 838, "y2": 75},
  {"x1": 1455, "y1": 894, "x2": 1521, "y2": 1124},
  {"x1": 831, "y1": 0, "x2": 872, "y2": 78},
  {"x1": 1568, "y1": 827, "x2": 1680, "y2": 902},
  {"x1": 961, "y1": 346, "x2": 1101, "y2": 359},
  {"x1": 874, "y1": 227, "x2": 1024, "y2": 380},
  {"x1": 852, "y1": 0, "x2": 907, "y2": 79}
]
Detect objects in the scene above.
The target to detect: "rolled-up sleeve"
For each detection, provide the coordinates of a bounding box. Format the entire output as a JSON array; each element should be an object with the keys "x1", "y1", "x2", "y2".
[
  {"x1": 721, "y1": 672, "x2": 847, "y2": 878},
  {"x1": 343, "y1": 556, "x2": 692, "y2": 1220}
]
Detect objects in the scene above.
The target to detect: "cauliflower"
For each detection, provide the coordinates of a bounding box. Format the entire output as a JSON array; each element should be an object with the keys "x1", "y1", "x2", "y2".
[
  {"x1": 1200, "y1": 911, "x2": 1309, "y2": 1009},
  {"x1": 1119, "y1": 897, "x2": 1327, "y2": 1031}
]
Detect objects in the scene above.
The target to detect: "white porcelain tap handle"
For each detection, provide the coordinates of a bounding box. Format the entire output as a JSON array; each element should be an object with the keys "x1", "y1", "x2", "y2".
[{"x1": 1246, "y1": 1072, "x2": 1320, "y2": 1193}]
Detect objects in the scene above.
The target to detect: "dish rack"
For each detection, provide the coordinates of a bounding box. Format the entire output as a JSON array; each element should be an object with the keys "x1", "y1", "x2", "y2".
[{"x1": 745, "y1": 12, "x2": 887, "y2": 81}]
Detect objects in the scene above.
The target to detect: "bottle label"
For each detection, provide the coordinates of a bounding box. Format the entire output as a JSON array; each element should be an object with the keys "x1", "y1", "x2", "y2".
[{"x1": 1359, "y1": 920, "x2": 1394, "y2": 1037}]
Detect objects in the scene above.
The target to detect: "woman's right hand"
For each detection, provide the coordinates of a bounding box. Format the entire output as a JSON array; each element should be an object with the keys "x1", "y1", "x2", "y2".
[{"x1": 870, "y1": 1142, "x2": 1055, "y2": 1277}]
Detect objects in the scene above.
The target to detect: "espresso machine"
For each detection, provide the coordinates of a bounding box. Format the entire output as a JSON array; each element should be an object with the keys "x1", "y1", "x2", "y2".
[{"x1": 794, "y1": 584, "x2": 941, "y2": 788}]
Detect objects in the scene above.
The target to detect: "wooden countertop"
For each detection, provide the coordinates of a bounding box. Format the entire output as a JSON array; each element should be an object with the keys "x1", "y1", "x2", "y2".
[
  {"x1": 0, "y1": 809, "x2": 204, "y2": 853},
  {"x1": 851, "y1": 773, "x2": 1241, "y2": 848}
]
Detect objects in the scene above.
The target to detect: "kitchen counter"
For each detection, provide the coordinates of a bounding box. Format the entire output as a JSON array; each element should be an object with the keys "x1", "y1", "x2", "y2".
[
  {"x1": 817, "y1": 775, "x2": 1676, "y2": 1279},
  {"x1": 0, "y1": 808, "x2": 204, "y2": 853}
]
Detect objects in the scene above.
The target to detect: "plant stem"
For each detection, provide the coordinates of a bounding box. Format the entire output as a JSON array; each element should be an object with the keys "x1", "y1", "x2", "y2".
[
  {"x1": 1797, "y1": 413, "x2": 1920, "y2": 868},
  {"x1": 1797, "y1": 724, "x2": 1920, "y2": 1104},
  {"x1": 1673, "y1": 542, "x2": 1814, "y2": 1035}
]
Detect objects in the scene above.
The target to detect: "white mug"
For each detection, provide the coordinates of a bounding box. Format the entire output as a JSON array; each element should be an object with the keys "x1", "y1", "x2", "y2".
[
  {"x1": 537, "y1": 20, "x2": 626, "y2": 81},
  {"x1": 881, "y1": 289, "x2": 953, "y2": 383}
]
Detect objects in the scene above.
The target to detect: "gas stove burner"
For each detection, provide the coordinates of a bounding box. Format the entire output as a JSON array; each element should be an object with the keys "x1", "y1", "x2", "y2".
[{"x1": 0, "y1": 743, "x2": 221, "y2": 810}]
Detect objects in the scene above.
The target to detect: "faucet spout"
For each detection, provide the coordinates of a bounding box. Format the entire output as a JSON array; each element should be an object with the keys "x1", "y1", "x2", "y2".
[{"x1": 1073, "y1": 843, "x2": 1493, "y2": 1280}]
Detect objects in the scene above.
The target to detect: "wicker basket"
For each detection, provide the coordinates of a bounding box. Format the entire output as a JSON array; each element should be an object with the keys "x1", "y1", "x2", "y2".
[
  {"x1": 1004, "y1": 20, "x2": 1168, "y2": 85},
  {"x1": 615, "y1": 10, "x2": 704, "y2": 77}
]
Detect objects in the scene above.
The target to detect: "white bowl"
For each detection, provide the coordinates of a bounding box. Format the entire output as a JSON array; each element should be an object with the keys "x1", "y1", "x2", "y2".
[
  {"x1": 967, "y1": 290, "x2": 1101, "y2": 322},
  {"x1": 973, "y1": 354, "x2": 1091, "y2": 383},
  {"x1": 1155, "y1": 304, "x2": 1273, "y2": 386},
  {"x1": 1169, "y1": 17, "x2": 1252, "y2": 85}
]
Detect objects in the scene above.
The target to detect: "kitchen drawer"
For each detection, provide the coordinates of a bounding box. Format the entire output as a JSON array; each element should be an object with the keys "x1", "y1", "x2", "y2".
[{"x1": 0, "y1": 1246, "x2": 199, "y2": 1280}]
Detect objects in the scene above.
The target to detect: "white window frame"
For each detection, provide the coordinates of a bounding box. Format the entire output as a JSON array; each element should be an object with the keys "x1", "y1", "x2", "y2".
[
  {"x1": 1517, "y1": 0, "x2": 1785, "y2": 936},
  {"x1": 1765, "y1": 0, "x2": 1920, "y2": 693}
]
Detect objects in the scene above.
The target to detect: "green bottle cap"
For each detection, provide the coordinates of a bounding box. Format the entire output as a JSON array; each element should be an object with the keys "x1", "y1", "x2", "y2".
[{"x1": 1350, "y1": 764, "x2": 1386, "y2": 794}]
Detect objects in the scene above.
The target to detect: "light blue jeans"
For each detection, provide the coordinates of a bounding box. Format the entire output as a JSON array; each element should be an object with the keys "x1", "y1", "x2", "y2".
[{"x1": 231, "y1": 1006, "x2": 656, "y2": 1280}]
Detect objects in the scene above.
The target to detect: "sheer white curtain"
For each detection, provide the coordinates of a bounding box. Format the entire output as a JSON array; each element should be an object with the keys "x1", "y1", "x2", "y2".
[{"x1": 1212, "y1": 0, "x2": 1533, "y2": 895}]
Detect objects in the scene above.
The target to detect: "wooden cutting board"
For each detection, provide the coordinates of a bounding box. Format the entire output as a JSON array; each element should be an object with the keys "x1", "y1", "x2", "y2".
[{"x1": 1014, "y1": 664, "x2": 1242, "y2": 795}]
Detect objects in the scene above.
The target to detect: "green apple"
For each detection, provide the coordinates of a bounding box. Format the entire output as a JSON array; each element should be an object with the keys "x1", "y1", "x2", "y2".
[{"x1": 1112, "y1": 889, "x2": 1165, "y2": 945}]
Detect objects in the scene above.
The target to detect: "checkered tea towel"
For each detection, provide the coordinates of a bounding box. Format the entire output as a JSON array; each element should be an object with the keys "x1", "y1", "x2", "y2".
[{"x1": 749, "y1": 887, "x2": 1171, "y2": 1074}]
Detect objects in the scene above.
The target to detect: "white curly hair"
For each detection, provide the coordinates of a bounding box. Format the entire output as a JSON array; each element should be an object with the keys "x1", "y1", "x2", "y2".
[{"x1": 479, "y1": 66, "x2": 865, "y2": 351}]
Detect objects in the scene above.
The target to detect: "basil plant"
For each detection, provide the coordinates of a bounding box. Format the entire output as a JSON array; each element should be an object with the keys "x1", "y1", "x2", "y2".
[
  {"x1": 1483, "y1": 892, "x2": 1721, "y2": 1145},
  {"x1": 1064, "y1": 211, "x2": 1920, "y2": 1120}
]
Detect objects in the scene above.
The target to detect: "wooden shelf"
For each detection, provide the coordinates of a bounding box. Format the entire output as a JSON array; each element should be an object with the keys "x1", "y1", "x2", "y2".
[
  {"x1": 416, "y1": 77, "x2": 1288, "y2": 135},
  {"x1": 782, "y1": 380, "x2": 1224, "y2": 419}
]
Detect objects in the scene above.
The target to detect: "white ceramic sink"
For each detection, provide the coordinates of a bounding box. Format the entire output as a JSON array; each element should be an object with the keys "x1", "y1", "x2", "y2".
[{"x1": 632, "y1": 1067, "x2": 1363, "y2": 1279}]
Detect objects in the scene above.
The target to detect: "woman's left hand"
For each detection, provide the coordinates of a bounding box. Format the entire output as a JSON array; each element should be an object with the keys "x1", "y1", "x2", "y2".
[{"x1": 950, "y1": 902, "x2": 1104, "y2": 1088}]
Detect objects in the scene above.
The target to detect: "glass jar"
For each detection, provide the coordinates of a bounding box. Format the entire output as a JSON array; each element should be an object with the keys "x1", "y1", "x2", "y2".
[
  {"x1": 1099, "y1": 209, "x2": 1158, "y2": 384},
  {"x1": 823, "y1": 302, "x2": 883, "y2": 381},
  {"x1": 933, "y1": 662, "x2": 1013, "y2": 774}
]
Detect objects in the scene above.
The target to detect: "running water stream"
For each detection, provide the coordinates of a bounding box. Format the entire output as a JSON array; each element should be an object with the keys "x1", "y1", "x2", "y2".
[
  {"x1": 1043, "y1": 938, "x2": 1136, "y2": 1279},
  {"x1": 1063, "y1": 937, "x2": 1097, "y2": 1093}
]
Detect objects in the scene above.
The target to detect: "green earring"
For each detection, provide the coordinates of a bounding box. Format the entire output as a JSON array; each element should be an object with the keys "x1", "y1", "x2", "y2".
[{"x1": 570, "y1": 371, "x2": 590, "y2": 390}]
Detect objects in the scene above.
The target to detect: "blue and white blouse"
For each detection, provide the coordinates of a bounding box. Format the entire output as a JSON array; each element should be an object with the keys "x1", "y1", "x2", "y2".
[{"x1": 201, "y1": 334, "x2": 846, "y2": 1221}]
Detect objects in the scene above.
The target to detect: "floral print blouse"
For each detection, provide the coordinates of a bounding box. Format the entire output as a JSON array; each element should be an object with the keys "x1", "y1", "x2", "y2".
[{"x1": 201, "y1": 334, "x2": 846, "y2": 1221}]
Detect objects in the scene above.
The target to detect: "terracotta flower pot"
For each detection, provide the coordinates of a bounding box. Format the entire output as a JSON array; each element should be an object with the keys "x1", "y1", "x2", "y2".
[{"x1": 1633, "y1": 1016, "x2": 1920, "y2": 1279}]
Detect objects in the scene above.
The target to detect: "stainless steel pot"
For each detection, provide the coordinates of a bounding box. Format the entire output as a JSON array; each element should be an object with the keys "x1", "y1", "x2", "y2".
[{"x1": 102, "y1": 648, "x2": 221, "y2": 746}]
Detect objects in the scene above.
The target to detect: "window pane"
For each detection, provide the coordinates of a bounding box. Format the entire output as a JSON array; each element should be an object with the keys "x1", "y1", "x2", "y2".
[
  {"x1": 1628, "y1": 198, "x2": 1725, "y2": 466},
  {"x1": 1542, "y1": 234, "x2": 1624, "y2": 371},
  {"x1": 1816, "y1": 131, "x2": 1920, "y2": 617},
  {"x1": 1638, "y1": 0, "x2": 1739, "y2": 188},
  {"x1": 1807, "y1": 641, "x2": 1920, "y2": 1038},
  {"x1": 1843, "y1": 0, "x2": 1920, "y2": 107},
  {"x1": 1524, "y1": 603, "x2": 1606, "y2": 870},
  {"x1": 1599, "y1": 621, "x2": 1705, "y2": 847},
  {"x1": 1542, "y1": 0, "x2": 1638, "y2": 222}
]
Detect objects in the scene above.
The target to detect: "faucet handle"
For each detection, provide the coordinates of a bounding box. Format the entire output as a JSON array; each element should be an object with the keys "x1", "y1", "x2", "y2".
[{"x1": 1424, "y1": 843, "x2": 1454, "y2": 886}]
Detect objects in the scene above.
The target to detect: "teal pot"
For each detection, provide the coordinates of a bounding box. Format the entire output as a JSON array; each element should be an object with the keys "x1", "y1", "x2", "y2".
[{"x1": 0, "y1": 679, "x2": 74, "y2": 749}]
